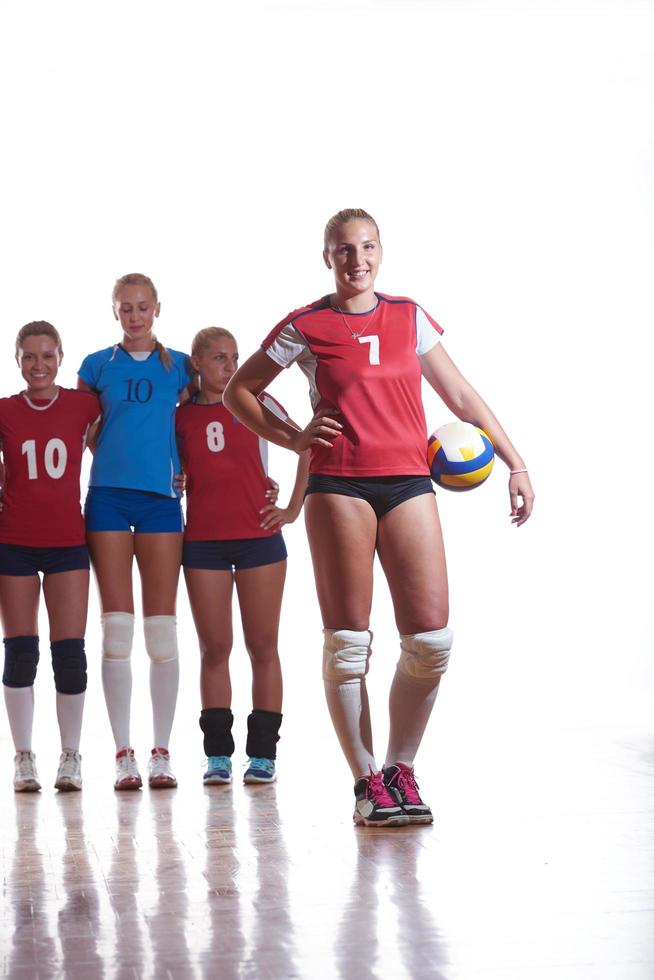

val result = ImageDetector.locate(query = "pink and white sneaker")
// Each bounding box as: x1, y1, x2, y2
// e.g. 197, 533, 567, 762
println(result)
383, 762, 433, 824
148, 747, 177, 789
114, 747, 142, 791
353, 768, 409, 827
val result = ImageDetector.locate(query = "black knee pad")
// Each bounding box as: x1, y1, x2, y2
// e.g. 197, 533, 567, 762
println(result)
246, 709, 282, 760
51, 638, 87, 694
3, 636, 40, 688
199, 707, 235, 757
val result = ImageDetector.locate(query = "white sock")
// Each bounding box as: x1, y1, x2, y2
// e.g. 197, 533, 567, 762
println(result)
150, 659, 179, 749
102, 659, 132, 750
323, 679, 376, 779
56, 692, 85, 752
385, 668, 441, 768
3, 686, 34, 751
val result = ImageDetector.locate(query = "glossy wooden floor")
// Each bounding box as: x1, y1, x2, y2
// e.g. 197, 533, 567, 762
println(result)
1, 701, 652, 980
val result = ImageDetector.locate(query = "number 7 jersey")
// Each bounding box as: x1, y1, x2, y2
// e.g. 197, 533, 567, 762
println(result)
261, 292, 443, 477
0, 389, 100, 546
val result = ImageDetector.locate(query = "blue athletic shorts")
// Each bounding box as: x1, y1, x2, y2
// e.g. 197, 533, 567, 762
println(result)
0, 543, 90, 577
182, 534, 287, 571
305, 474, 433, 520
85, 487, 184, 533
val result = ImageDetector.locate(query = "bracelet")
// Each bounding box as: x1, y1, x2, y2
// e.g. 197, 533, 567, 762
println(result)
510, 468, 528, 475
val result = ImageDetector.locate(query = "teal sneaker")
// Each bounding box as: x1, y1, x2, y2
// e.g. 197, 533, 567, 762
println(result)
204, 755, 232, 784
243, 757, 276, 783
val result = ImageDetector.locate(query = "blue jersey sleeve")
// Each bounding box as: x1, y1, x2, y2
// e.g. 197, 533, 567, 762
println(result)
169, 349, 193, 392
78, 348, 113, 390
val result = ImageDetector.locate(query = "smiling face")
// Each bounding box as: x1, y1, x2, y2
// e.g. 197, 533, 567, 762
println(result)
191, 336, 239, 402
18, 334, 62, 400
113, 283, 160, 348
323, 218, 382, 309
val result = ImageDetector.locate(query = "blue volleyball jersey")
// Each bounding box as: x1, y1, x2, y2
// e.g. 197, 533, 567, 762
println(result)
78, 345, 191, 498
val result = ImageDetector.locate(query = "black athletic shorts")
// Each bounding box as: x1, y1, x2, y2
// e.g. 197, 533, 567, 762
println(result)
182, 534, 287, 571
305, 474, 433, 519
0, 543, 90, 577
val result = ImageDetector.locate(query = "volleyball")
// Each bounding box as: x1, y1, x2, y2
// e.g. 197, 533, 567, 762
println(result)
428, 421, 495, 491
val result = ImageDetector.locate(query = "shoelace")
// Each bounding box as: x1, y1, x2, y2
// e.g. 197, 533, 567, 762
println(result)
367, 767, 397, 807
58, 751, 80, 777
207, 756, 231, 772
247, 757, 274, 774
117, 750, 140, 778
16, 752, 37, 779
395, 766, 423, 805
150, 750, 173, 777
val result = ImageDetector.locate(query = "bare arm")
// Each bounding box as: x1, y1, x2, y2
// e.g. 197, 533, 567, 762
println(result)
260, 449, 311, 530
421, 343, 534, 525
223, 349, 343, 453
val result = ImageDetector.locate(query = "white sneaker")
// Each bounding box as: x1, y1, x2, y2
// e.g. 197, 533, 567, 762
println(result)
114, 747, 142, 791
148, 747, 177, 789
14, 750, 41, 793
55, 749, 82, 791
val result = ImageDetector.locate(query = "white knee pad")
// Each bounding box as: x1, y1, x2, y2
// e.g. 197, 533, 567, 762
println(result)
101, 612, 135, 662
323, 629, 372, 683
144, 616, 179, 664
398, 628, 453, 680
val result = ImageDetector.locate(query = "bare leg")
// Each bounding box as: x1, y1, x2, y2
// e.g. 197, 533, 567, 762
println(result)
87, 531, 136, 613
183, 567, 234, 708
235, 560, 286, 712
376, 493, 449, 766
305, 494, 377, 779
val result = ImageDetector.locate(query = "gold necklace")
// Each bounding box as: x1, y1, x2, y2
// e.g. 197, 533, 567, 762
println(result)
333, 295, 380, 340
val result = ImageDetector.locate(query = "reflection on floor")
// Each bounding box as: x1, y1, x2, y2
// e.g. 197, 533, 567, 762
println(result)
0, 716, 652, 978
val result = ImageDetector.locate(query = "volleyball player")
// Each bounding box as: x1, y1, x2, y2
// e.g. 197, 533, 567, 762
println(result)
78, 274, 192, 790
0, 322, 100, 792
177, 327, 309, 784
224, 208, 534, 826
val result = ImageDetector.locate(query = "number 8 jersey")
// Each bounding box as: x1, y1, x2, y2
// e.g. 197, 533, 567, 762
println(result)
0, 389, 100, 546
176, 392, 289, 541
261, 292, 443, 477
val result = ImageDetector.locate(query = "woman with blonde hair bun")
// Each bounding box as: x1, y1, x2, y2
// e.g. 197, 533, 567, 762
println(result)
225, 208, 534, 826
177, 325, 309, 785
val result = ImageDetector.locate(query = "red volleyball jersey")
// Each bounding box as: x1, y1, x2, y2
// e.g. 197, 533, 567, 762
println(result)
0, 388, 100, 546
176, 392, 289, 541
261, 292, 443, 476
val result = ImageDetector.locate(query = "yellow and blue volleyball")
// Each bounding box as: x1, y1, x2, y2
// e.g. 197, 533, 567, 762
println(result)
427, 421, 495, 491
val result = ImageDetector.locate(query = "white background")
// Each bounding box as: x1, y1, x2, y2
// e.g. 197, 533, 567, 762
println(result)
0, 0, 652, 766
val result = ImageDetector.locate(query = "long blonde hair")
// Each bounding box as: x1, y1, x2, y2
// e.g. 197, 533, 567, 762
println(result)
112, 272, 172, 370
323, 208, 381, 251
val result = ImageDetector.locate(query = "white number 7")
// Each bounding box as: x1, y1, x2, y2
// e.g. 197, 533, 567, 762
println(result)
358, 335, 380, 365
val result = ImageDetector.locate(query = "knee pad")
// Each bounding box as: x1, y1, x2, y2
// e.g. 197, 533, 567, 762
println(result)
144, 616, 179, 664
398, 628, 453, 680
322, 629, 372, 683
101, 612, 135, 662
51, 638, 87, 695
199, 707, 235, 757
2, 636, 40, 688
